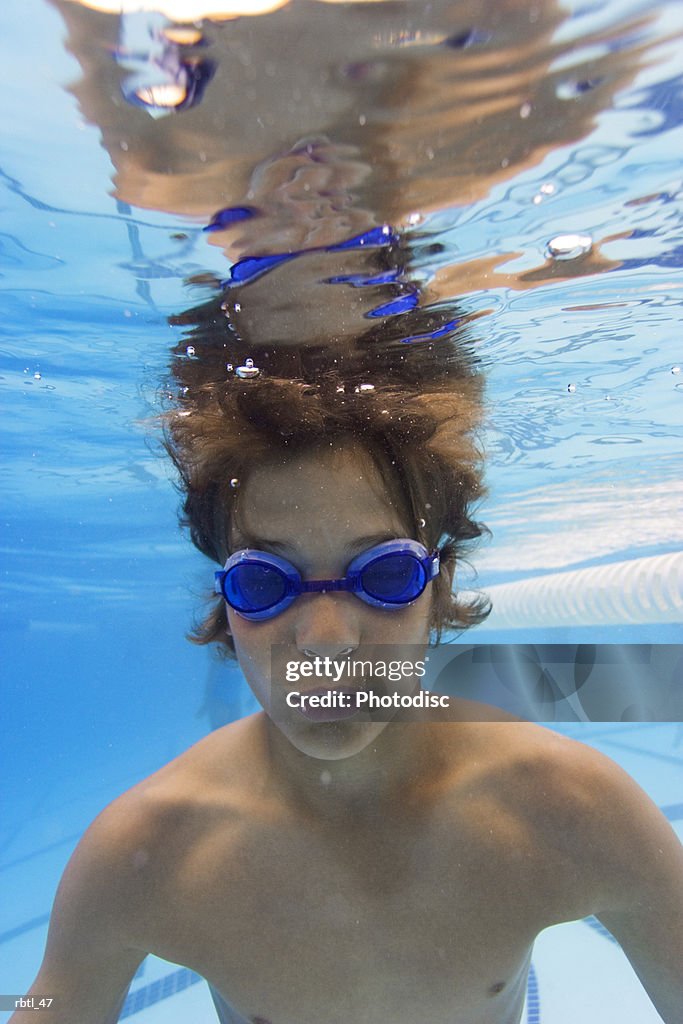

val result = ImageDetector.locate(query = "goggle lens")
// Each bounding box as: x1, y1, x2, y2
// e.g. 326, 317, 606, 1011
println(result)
225, 562, 288, 614
359, 553, 425, 604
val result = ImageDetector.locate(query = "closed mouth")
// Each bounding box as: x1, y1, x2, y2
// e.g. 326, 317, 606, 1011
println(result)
288, 685, 364, 722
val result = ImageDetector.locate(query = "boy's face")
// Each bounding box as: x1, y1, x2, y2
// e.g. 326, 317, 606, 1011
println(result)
227, 443, 433, 760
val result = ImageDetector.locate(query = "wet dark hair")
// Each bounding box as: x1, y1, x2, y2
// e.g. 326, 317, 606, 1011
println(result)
164, 264, 491, 656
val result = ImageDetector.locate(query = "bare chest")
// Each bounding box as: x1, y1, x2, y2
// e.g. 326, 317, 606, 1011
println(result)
143, 820, 545, 1024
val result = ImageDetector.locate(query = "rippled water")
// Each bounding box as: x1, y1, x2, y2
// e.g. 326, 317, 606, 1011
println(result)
3, 0, 682, 638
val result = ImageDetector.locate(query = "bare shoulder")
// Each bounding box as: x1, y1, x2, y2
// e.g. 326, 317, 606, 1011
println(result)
110, 713, 258, 826
471, 722, 656, 834
67, 716, 257, 929
459, 722, 682, 912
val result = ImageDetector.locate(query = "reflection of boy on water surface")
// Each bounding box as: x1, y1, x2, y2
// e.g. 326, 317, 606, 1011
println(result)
13, 270, 683, 1023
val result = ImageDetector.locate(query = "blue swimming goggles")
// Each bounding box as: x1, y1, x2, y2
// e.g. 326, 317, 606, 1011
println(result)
214, 539, 440, 621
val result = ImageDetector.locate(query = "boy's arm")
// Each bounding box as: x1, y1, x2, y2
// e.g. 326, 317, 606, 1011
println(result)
8, 799, 150, 1024
581, 749, 683, 1024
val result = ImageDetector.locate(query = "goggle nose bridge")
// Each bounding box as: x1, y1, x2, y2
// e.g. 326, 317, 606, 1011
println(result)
298, 577, 356, 595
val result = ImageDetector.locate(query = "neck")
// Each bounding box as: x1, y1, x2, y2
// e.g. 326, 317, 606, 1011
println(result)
259, 715, 440, 822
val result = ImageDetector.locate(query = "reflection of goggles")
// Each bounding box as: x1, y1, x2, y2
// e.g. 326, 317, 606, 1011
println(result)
215, 540, 440, 621
117, 12, 214, 115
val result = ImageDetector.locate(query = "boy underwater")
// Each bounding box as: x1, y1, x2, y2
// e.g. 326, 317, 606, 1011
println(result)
10, 291, 683, 1023
12, 3, 682, 1020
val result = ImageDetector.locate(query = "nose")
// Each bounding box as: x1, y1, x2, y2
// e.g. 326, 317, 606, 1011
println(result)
294, 592, 361, 660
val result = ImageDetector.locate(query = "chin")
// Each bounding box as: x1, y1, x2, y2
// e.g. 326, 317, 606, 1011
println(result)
279, 718, 389, 760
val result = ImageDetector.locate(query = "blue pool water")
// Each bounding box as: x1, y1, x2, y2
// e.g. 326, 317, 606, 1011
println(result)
1, 0, 682, 1021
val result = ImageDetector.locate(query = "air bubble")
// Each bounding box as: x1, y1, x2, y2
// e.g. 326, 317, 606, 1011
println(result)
234, 302, 242, 312
519, 102, 532, 119
236, 357, 260, 379
230, 478, 240, 489
546, 233, 592, 260
226, 363, 234, 372
355, 383, 375, 393
540, 182, 555, 195
567, 383, 576, 393
33, 372, 42, 380
186, 345, 196, 357
671, 366, 681, 375
417, 517, 426, 528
